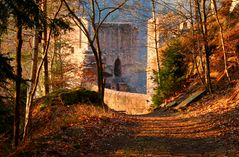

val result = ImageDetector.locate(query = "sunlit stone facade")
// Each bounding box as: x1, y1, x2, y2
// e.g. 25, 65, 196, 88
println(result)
63, 21, 146, 93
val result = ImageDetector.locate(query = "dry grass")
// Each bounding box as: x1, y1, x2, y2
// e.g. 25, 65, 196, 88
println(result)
9, 100, 133, 157
30, 103, 117, 139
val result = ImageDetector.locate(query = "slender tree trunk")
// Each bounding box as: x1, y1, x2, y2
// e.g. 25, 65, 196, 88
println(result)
43, 0, 49, 95
196, 0, 206, 76
97, 56, 104, 107
95, 31, 104, 108
90, 42, 104, 107
201, 0, 212, 93
14, 16, 23, 148
212, 0, 230, 81
59, 50, 64, 88
22, 0, 63, 142
23, 0, 39, 141
91, 0, 105, 107
97, 53, 104, 107
190, 0, 206, 88
151, 0, 161, 85
50, 37, 57, 88
22, 29, 53, 143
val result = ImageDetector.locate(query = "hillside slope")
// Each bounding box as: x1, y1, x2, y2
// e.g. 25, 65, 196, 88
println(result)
2, 81, 238, 156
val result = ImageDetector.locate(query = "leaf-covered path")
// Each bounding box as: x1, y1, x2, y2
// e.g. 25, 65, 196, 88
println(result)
56, 105, 239, 157
9, 87, 239, 157
105, 109, 239, 156
98, 86, 239, 156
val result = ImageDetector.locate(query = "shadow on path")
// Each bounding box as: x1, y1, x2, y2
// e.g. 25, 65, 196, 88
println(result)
102, 109, 239, 156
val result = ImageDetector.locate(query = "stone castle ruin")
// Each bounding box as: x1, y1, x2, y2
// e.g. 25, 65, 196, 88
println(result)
59, 0, 193, 95
60, 0, 151, 94
62, 21, 145, 93
53, 0, 239, 114
99, 23, 140, 92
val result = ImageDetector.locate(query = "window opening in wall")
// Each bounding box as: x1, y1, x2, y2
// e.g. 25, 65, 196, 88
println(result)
114, 58, 121, 77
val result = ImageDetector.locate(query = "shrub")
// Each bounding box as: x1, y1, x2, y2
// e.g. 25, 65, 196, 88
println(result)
152, 39, 187, 108
59, 89, 98, 105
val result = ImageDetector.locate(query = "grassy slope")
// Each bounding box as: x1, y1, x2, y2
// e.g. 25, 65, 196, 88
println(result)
8, 92, 134, 156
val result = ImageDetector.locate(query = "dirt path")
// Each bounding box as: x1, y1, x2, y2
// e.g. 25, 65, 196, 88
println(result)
10, 96, 239, 157
98, 110, 239, 157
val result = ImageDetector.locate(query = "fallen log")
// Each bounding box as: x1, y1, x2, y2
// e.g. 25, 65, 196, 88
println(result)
174, 88, 206, 111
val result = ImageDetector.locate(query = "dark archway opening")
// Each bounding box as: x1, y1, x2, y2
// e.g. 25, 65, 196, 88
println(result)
114, 58, 121, 77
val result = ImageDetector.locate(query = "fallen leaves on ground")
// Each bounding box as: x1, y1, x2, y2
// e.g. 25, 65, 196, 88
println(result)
10, 104, 135, 156
6, 83, 239, 156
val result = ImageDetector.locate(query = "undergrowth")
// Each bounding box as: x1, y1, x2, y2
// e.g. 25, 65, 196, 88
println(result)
152, 39, 187, 108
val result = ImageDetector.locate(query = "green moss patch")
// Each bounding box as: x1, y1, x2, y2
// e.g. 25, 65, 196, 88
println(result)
59, 89, 98, 106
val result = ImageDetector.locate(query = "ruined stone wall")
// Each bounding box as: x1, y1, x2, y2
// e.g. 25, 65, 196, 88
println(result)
84, 84, 151, 115
104, 89, 150, 114
60, 21, 146, 93
98, 22, 142, 92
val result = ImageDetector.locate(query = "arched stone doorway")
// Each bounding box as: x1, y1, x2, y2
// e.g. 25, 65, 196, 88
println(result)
114, 58, 121, 77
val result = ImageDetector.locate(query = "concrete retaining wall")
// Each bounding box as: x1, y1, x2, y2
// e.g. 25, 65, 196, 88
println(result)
83, 84, 151, 115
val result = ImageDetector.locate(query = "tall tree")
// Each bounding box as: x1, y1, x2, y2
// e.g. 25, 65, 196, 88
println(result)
189, 0, 213, 93
14, 15, 23, 148
43, 0, 50, 95
23, 0, 40, 141
151, 0, 161, 86
212, 0, 230, 81
1, 0, 42, 147
23, 0, 68, 141
200, 0, 212, 93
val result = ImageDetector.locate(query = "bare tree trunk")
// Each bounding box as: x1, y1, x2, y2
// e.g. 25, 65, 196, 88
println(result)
151, 0, 161, 85
95, 30, 104, 108
97, 50, 104, 107
97, 55, 104, 107
23, 0, 40, 141
14, 16, 23, 148
89, 40, 104, 107
190, 0, 206, 88
212, 0, 230, 81
43, 0, 50, 95
190, 0, 207, 88
91, 0, 105, 107
201, 0, 212, 93
50, 37, 57, 88
59, 49, 64, 88
22, 1, 63, 142
196, 0, 206, 76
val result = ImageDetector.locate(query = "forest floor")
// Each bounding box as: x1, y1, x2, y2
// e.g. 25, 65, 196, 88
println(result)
3, 81, 239, 156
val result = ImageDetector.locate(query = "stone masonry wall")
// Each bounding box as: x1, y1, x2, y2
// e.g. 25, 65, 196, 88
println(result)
99, 22, 139, 92
104, 89, 151, 114
84, 84, 151, 115
64, 21, 146, 93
